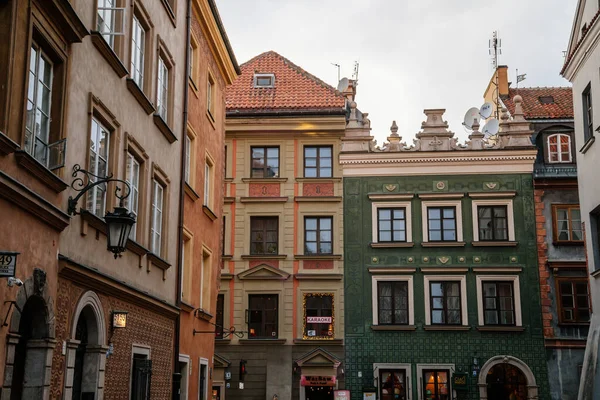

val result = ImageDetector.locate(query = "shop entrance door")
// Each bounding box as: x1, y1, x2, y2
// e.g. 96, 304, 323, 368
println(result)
305, 386, 334, 400
380, 369, 408, 400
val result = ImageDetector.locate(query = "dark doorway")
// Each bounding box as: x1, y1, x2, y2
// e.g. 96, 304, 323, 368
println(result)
486, 363, 527, 400
72, 314, 89, 399
10, 295, 48, 400
305, 386, 334, 400
212, 385, 221, 400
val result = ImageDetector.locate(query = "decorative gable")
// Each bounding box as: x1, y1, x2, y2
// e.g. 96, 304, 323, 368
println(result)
296, 348, 341, 368
214, 353, 231, 368
237, 264, 290, 280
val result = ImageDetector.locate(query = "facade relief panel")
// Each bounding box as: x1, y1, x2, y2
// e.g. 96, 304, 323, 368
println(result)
249, 183, 280, 197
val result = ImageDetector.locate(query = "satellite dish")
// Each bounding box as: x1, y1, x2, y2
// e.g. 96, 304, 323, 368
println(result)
463, 107, 481, 130
482, 118, 499, 136
337, 77, 349, 92
480, 102, 493, 119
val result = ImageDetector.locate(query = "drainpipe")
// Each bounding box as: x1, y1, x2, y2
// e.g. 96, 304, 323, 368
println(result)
173, 0, 192, 398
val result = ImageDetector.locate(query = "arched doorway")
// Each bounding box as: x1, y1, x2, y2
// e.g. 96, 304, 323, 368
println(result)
478, 356, 538, 400
486, 363, 527, 400
64, 291, 107, 399
2, 269, 55, 400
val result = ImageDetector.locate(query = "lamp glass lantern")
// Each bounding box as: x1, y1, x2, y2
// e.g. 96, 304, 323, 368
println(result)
105, 207, 136, 258
112, 310, 128, 329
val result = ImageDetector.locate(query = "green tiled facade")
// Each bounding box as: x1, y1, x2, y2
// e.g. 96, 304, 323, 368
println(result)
343, 174, 549, 399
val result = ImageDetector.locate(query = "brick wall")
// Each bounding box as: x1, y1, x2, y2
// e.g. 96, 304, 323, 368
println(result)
535, 188, 554, 338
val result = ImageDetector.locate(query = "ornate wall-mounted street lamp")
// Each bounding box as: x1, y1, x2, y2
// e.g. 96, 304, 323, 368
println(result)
67, 164, 136, 258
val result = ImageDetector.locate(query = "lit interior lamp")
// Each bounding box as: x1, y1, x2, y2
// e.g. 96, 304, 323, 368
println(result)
112, 310, 128, 329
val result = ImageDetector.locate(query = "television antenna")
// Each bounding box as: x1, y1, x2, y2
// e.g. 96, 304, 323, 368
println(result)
352, 60, 360, 82
331, 63, 340, 83
489, 31, 502, 119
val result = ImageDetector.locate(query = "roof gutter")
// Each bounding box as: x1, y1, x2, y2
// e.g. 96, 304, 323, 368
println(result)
226, 109, 346, 118
206, 0, 241, 74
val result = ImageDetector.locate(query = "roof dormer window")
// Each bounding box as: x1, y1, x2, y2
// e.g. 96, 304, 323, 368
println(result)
254, 73, 275, 88
539, 96, 555, 104
547, 133, 572, 163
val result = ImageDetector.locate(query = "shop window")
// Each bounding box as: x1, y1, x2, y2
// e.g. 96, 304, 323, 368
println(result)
422, 370, 450, 400
379, 370, 408, 400
304, 146, 332, 178
303, 293, 334, 339
304, 217, 332, 255
250, 217, 278, 255
248, 294, 278, 339
553, 204, 583, 243
557, 278, 591, 324
251, 146, 279, 178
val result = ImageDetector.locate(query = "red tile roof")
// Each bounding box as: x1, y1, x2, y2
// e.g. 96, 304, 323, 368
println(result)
561, 8, 600, 76
226, 51, 345, 114
502, 87, 573, 119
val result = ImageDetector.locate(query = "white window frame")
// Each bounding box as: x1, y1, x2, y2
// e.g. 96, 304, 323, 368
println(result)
151, 180, 164, 256
185, 135, 191, 183
204, 159, 213, 207
207, 77, 213, 115
374, 363, 413, 400
476, 275, 522, 327
89, 118, 110, 217
371, 275, 414, 326
416, 364, 454, 400
423, 275, 468, 326
97, 0, 125, 49
198, 357, 209, 400
179, 354, 191, 400
157, 57, 169, 122
547, 133, 572, 163
371, 201, 413, 243
421, 200, 463, 243
130, 15, 145, 88
471, 199, 515, 242
125, 153, 140, 240
253, 73, 275, 88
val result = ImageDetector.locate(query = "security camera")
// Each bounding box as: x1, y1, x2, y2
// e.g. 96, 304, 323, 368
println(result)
7, 277, 23, 287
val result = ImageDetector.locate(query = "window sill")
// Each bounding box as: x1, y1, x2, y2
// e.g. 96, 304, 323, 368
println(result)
90, 32, 128, 78
423, 326, 470, 331
421, 242, 466, 247
206, 110, 216, 130
189, 78, 199, 96
476, 326, 525, 332
295, 177, 341, 182
0, 130, 19, 155
153, 114, 177, 143
294, 254, 342, 260
240, 197, 288, 203
238, 339, 286, 345
80, 209, 107, 233
295, 273, 343, 280
180, 301, 194, 313
552, 241, 584, 246
14, 150, 68, 193
159, 0, 177, 27
471, 241, 518, 247
126, 238, 149, 257
579, 136, 595, 154
557, 322, 591, 327
293, 338, 343, 345
591, 269, 600, 279
202, 205, 218, 221
45, 0, 89, 43
224, 197, 235, 204
370, 242, 415, 248
215, 338, 231, 345
241, 254, 287, 260
295, 196, 342, 202
147, 252, 171, 271
184, 182, 200, 201
241, 177, 288, 183
126, 79, 155, 115
371, 325, 417, 331
220, 272, 234, 280
222, 255, 233, 261
194, 308, 214, 321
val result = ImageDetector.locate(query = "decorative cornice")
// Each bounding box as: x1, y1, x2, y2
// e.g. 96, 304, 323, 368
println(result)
294, 273, 343, 280
340, 153, 537, 165
468, 191, 517, 198
368, 194, 414, 200
0, 130, 19, 155
368, 268, 416, 274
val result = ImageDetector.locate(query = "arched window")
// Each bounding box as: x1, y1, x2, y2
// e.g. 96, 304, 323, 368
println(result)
548, 133, 572, 163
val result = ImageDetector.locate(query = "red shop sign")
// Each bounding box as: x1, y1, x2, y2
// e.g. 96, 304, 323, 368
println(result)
301, 375, 336, 387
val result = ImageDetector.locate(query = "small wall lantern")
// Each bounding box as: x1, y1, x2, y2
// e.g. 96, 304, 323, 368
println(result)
112, 310, 128, 329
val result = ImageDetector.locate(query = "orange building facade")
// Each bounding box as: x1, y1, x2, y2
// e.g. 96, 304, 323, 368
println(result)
177, 1, 239, 400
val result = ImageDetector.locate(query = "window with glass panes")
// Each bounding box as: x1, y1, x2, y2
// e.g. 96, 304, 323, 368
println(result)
124, 153, 140, 240
548, 133, 572, 163
482, 281, 515, 325
379, 370, 407, 400
478, 206, 508, 241
377, 281, 409, 325
204, 161, 211, 207
553, 205, 583, 242
251, 147, 279, 178
583, 84, 593, 142
130, 16, 145, 87
303, 294, 333, 339
25, 44, 53, 167
250, 217, 278, 255
377, 208, 406, 242
304, 146, 332, 178
215, 294, 224, 339
87, 118, 110, 217
430, 282, 461, 325
422, 370, 450, 400
304, 217, 332, 255
157, 57, 168, 122
248, 294, 278, 338
557, 279, 590, 323
97, 0, 122, 49
427, 207, 456, 242
184, 135, 191, 183
150, 180, 164, 256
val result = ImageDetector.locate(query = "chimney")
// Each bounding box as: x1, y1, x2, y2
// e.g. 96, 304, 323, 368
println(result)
341, 79, 356, 102
497, 66, 509, 97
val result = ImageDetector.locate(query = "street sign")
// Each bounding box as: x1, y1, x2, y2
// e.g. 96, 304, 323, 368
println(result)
453, 373, 468, 391
0, 252, 18, 278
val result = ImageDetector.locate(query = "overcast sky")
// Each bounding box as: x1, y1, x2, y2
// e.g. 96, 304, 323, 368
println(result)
218, 0, 577, 144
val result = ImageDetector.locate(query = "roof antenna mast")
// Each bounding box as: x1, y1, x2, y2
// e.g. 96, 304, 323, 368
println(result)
331, 63, 340, 83
489, 31, 502, 119
352, 61, 360, 82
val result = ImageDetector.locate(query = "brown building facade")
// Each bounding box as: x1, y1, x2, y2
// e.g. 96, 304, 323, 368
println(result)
1, 0, 189, 398
219, 51, 348, 400
178, 1, 239, 400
